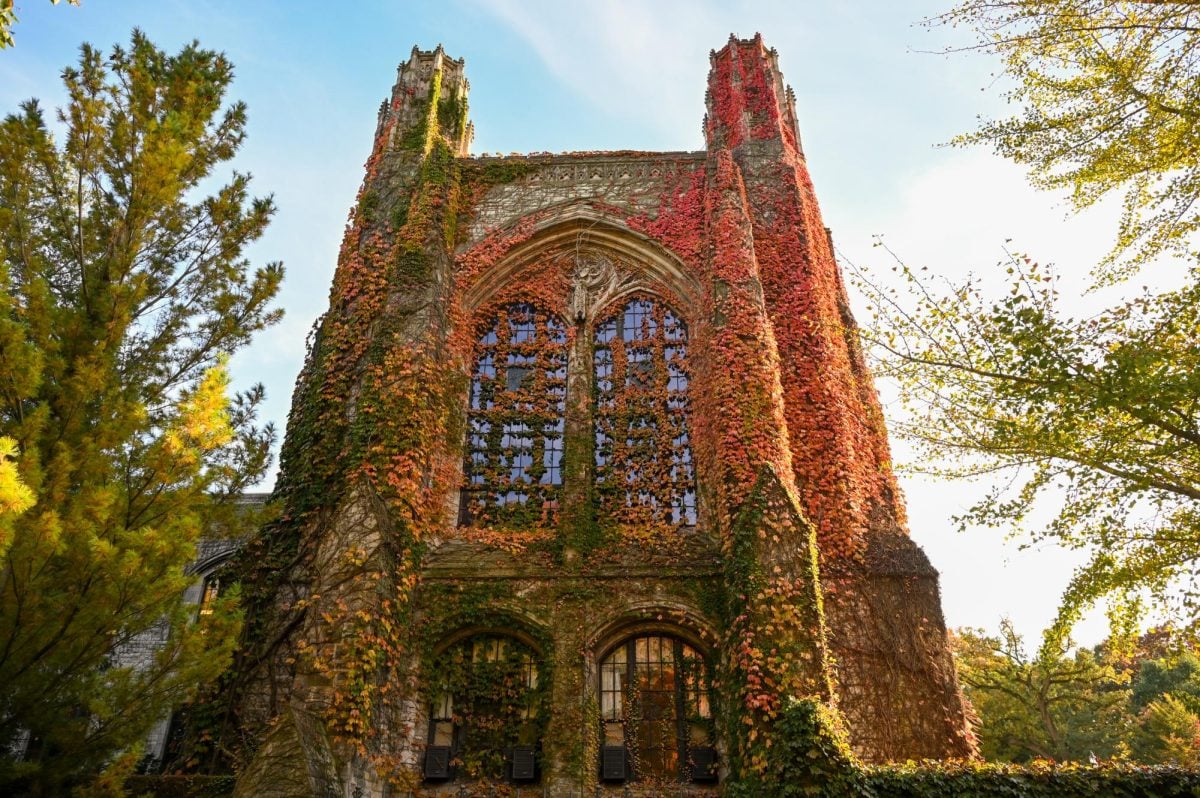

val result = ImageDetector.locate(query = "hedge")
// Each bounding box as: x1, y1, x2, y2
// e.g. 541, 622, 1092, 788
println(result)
866, 760, 1200, 797
762, 699, 1200, 798
123, 703, 1200, 797
124, 775, 236, 798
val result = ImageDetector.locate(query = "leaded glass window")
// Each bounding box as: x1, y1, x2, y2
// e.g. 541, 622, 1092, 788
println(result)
427, 635, 544, 781
462, 304, 567, 527
599, 635, 713, 782
594, 297, 696, 528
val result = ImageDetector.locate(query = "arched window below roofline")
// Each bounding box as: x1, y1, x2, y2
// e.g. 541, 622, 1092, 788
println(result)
460, 302, 568, 530
593, 294, 697, 531
422, 630, 549, 785
596, 630, 718, 785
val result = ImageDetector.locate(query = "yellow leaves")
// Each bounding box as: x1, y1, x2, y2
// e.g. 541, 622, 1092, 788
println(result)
0, 435, 35, 557
0, 436, 34, 516
165, 362, 234, 460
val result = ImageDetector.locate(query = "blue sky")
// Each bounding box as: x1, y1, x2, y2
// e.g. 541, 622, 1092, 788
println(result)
2, 0, 1139, 645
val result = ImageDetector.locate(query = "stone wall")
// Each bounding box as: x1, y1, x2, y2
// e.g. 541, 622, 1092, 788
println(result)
207, 37, 976, 798
414, 536, 724, 796
463, 152, 704, 246
824, 532, 975, 761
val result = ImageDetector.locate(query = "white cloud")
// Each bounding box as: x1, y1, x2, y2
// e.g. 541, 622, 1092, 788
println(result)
833, 149, 1123, 299
473, 0, 720, 144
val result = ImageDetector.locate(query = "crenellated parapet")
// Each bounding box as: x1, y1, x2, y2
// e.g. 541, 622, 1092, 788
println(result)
375, 44, 472, 156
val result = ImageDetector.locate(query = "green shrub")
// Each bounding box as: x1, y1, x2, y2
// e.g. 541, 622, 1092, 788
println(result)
124, 774, 236, 798
726, 697, 867, 798
734, 698, 1200, 797
865, 760, 1200, 797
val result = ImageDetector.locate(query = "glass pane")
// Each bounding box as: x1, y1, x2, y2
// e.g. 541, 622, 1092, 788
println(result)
601, 689, 619, 721
593, 298, 696, 530
605, 634, 712, 783
463, 303, 567, 528
432, 692, 453, 720
432, 720, 455, 747
432, 635, 543, 781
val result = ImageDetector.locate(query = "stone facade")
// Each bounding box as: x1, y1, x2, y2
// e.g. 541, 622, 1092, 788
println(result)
210, 37, 974, 797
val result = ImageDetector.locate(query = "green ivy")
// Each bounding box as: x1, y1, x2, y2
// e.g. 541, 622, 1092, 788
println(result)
125, 774, 236, 798
732, 698, 1200, 798
865, 761, 1200, 797
415, 583, 553, 783
725, 698, 866, 798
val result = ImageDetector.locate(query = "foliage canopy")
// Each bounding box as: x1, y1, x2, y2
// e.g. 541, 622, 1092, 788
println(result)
852, 247, 1199, 645
951, 625, 1200, 766
0, 0, 79, 50
851, 0, 1200, 646
0, 30, 280, 792
931, 0, 1200, 276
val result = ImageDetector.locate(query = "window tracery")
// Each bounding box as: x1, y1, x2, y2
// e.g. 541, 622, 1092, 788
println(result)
594, 296, 697, 528
462, 303, 567, 528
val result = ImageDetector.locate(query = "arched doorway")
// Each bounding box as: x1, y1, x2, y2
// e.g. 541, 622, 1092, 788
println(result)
425, 633, 546, 783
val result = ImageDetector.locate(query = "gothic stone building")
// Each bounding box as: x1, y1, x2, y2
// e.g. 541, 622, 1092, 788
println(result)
227, 36, 974, 797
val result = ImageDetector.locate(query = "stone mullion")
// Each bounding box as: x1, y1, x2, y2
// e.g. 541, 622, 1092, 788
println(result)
668, 335, 690, 524
558, 317, 596, 557
526, 321, 548, 505
490, 321, 513, 520
609, 335, 630, 521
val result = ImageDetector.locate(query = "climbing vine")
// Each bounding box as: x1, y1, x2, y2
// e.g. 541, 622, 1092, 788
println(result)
462, 303, 568, 531
593, 295, 697, 540
208, 35, 965, 795
425, 635, 548, 781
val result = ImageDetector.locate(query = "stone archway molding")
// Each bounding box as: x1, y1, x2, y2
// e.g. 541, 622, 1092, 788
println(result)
585, 600, 718, 663
462, 201, 702, 320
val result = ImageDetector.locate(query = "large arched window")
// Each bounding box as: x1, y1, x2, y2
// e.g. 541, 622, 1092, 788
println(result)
594, 296, 697, 528
599, 634, 715, 783
426, 634, 546, 782
462, 303, 568, 528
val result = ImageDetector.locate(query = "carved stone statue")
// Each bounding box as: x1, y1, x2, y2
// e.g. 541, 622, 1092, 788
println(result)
569, 251, 616, 323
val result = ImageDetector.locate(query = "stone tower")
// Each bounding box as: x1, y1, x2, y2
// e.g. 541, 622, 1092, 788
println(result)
224, 36, 973, 798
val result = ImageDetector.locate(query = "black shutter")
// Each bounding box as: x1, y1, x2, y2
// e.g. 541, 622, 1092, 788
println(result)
688, 745, 718, 782
510, 745, 537, 781
600, 745, 627, 781
423, 745, 452, 780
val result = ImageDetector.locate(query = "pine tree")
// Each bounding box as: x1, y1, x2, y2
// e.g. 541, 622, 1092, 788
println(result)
0, 30, 281, 793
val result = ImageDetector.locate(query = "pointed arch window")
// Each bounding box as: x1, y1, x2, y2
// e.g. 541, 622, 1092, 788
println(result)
594, 297, 696, 528
462, 303, 567, 528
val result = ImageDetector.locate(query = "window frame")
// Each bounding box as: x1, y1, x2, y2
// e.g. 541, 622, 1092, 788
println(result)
598, 633, 714, 783
460, 302, 569, 529
425, 633, 544, 783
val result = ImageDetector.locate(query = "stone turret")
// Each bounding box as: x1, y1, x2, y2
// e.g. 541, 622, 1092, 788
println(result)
376, 44, 473, 156
705, 34, 974, 761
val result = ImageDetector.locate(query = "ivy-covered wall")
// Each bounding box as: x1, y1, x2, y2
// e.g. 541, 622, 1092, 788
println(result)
416, 541, 725, 796
205, 37, 975, 798
700, 35, 974, 765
